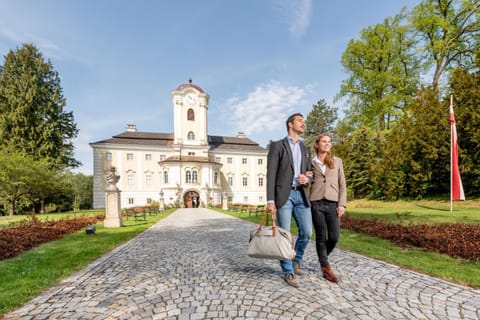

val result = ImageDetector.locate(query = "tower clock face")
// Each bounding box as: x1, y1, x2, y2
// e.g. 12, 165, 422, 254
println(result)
185, 93, 197, 105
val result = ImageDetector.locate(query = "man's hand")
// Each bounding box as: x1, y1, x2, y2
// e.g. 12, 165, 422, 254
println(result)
267, 203, 277, 215
298, 173, 309, 185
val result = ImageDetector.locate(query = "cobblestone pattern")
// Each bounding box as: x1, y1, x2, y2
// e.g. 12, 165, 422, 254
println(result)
3, 208, 480, 319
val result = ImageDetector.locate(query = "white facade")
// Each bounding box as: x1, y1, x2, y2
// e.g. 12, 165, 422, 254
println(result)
90, 81, 268, 209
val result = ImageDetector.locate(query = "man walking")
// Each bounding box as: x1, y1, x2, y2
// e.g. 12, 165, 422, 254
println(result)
267, 113, 312, 287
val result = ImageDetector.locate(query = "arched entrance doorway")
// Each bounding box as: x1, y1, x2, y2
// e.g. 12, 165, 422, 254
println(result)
184, 191, 200, 208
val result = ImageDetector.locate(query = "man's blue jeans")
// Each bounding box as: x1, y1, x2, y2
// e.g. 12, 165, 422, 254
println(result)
276, 189, 312, 275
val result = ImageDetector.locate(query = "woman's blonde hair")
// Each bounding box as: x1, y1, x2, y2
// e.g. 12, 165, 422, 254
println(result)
313, 134, 334, 169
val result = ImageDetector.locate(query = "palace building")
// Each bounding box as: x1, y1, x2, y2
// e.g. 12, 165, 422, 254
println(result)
90, 80, 268, 209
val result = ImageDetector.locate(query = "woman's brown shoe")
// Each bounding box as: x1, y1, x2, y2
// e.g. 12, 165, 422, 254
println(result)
321, 266, 339, 283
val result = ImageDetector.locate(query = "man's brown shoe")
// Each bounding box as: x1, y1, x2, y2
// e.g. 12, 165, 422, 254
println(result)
293, 261, 305, 275
321, 266, 339, 283
284, 273, 300, 287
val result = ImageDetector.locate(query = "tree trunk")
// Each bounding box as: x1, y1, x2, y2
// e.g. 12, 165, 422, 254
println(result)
8, 198, 15, 216
40, 198, 45, 214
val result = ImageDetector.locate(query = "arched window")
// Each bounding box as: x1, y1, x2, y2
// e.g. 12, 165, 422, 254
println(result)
186, 170, 192, 183
192, 170, 198, 183
187, 131, 195, 140
187, 108, 195, 121
163, 171, 169, 184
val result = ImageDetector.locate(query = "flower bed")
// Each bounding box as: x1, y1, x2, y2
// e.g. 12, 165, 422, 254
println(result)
342, 216, 480, 261
0, 214, 104, 261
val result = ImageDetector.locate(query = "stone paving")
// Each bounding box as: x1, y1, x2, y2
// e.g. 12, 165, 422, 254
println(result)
3, 208, 480, 320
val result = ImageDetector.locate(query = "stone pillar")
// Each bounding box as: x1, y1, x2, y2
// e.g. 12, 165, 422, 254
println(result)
104, 166, 123, 228
104, 189, 123, 227
222, 192, 228, 210
159, 190, 165, 211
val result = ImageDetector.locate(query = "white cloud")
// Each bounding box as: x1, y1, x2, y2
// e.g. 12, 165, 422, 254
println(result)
0, 28, 62, 58
274, 0, 313, 39
289, 0, 313, 38
224, 81, 312, 138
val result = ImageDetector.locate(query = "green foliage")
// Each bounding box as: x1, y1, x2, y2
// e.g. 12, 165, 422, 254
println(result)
68, 173, 94, 210
335, 126, 377, 199
0, 148, 69, 215
303, 99, 338, 149
336, 10, 420, 130
0, 43, 79, 168
389, 89, 449, 198
410, 0, 480, 92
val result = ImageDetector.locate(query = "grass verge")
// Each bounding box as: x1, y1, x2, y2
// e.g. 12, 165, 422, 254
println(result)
0, 209, 174, 316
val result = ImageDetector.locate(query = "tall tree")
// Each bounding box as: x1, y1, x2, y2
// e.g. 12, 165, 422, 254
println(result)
303, 99, 338, 149
69, 173, 94, 210
0, 43, 79, 168
410, 0, 480, 94
337, 10, 420, 131
390, 89, 450, 197
0, 150, 32, 215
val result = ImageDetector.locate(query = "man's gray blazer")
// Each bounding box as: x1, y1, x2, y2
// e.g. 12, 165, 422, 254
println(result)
267, 137, 312, 209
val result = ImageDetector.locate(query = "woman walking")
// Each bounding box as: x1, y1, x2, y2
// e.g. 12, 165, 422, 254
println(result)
309, 134, 347, 283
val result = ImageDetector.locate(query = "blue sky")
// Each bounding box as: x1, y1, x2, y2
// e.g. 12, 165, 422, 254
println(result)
0, 0, 419, 174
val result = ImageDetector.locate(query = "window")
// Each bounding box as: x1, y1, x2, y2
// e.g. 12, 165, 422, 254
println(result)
227, 157, 233, 164
128, 198, 134, 205
163, 171, 169, 184
242, 158, 247, 164
186, 170, 192, 183
228, 177, 233, 186
187, 108, 195, 121
188, 152, 195, 156
258, 177, 264, 187
258, 158, 263, 165
127, 153, 133, 160
214, 172, 219, 185
188, 131, 195, 140
228, 196, 233, 202
106, 152, 112, 161
215, 157, 221, 163
259, 196, 264, 202
192, 170, 198, 183
160, 155, 166, 161
145, 154, 152, 161
127, 175, 134, 185
146, 175, 153, 185
147, 198, 152, 204
243, 177, 248, 186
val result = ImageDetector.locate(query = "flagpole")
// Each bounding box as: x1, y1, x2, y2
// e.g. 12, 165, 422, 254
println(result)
450, 95, 453, 212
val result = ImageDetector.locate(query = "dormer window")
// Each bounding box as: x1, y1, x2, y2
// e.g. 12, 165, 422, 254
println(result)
187, 131, 195, 140
187, 108, 195, 121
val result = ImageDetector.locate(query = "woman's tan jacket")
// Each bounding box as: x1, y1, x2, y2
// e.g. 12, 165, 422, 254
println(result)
310, 156, 347, 207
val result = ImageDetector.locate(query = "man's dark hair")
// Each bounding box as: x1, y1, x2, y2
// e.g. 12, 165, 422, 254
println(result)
286, 113, 303, 131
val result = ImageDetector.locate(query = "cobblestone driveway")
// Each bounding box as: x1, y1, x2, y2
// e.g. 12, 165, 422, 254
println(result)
3, 208, 480, 319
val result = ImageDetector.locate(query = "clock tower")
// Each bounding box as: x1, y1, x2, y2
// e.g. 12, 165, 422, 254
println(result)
171, 79, 210, 155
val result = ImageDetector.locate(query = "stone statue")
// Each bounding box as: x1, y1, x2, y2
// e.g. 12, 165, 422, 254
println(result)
105, 166, 120, 190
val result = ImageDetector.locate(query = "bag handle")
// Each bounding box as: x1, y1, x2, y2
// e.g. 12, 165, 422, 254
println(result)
261, 210, 277, 236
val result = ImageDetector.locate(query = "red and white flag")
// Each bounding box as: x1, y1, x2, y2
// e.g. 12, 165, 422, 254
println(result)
449, 96, 465, 202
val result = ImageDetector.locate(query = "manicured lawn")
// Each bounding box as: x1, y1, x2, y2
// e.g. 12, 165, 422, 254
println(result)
346, 199, 480, 225
219, 198, 480, 288
0, 209, 174, 316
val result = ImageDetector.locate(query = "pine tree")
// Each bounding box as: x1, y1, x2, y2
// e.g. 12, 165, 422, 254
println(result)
0, 43, 79, 168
